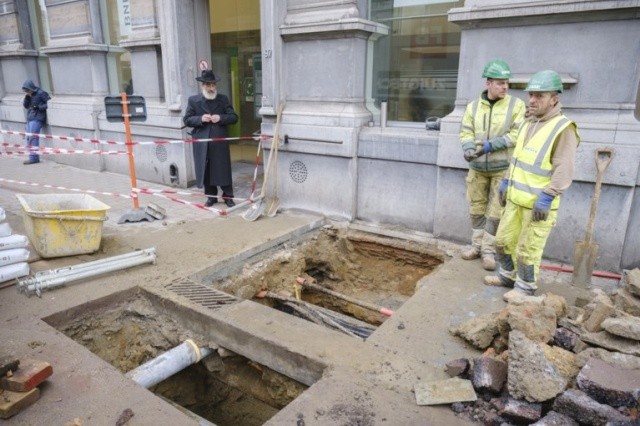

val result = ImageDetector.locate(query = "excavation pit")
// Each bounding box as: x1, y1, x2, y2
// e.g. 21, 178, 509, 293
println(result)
44, 288, 308, 426
206, 227, 445, 337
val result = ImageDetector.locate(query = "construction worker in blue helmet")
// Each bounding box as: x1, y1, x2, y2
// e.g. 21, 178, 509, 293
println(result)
459, 59, 526, 271
484, 70, 580, 303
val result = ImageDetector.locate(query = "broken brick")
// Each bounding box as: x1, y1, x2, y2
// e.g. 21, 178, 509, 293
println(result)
472, 356, 507, 393
0, 359, 52, 392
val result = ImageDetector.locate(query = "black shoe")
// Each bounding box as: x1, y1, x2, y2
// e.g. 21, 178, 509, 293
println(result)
224, 198, 236, 207
204, 197, 217, 207
23, 160, 40, 165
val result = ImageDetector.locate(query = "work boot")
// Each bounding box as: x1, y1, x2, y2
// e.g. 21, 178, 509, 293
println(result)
483, 274, 514, 288
461, 246, 481, 260
503, 288, 544, 305
481, 255, 496, 271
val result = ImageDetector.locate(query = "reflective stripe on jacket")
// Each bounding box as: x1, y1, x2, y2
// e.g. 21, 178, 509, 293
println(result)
507, 115, 578, 209
460, 93, 526, 172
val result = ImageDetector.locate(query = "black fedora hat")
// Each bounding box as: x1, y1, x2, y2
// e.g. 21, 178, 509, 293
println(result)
196, 69, 220, 83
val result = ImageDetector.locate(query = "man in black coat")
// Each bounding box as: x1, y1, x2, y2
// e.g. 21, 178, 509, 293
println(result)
22, 79, 51, 165
183, 70, 239, 207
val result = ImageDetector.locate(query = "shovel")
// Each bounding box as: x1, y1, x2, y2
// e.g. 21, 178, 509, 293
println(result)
242, 101, 284, 222
572, 147, 614, 288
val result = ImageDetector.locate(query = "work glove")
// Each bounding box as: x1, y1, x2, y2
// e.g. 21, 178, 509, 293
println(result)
532, 192, 554, 222
498, 178, 509, 207
31, 105, 38, 111
474, 141, 492, 158
463, 149, 477, 162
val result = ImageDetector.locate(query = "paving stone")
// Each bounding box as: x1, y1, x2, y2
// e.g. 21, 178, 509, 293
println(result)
576, 358, 640, 407
553, 389, 630, 425
554, 327, 579, 351
414, 377, 477, 405
445, 358, 470, 377
0, 359, 52, 392
472, 356, 507, 393
0, 388, 40, 420
500, 397, 542, 423
531, 410, 579, 426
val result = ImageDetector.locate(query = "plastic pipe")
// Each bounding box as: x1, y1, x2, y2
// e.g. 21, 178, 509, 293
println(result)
125, 339, 213, 388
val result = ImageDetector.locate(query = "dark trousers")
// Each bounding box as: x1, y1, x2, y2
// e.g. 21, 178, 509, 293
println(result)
204, 184, 233, 200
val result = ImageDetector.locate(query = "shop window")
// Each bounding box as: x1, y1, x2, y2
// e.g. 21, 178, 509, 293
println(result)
105, 0, 132, 95
369, 0, 463, 123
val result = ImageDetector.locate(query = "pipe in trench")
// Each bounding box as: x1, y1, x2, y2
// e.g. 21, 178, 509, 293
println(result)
125, 339, 214, 389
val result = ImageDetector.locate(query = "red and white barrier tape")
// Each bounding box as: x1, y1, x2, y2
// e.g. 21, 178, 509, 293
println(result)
0, 177, 132, 199
1, 148, 129, 156
0, 129, 270, 147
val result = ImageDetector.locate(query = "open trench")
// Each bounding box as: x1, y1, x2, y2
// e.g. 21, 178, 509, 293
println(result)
44, 226, 445, 424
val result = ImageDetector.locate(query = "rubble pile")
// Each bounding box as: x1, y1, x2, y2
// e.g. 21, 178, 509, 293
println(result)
447, 269, 640, 425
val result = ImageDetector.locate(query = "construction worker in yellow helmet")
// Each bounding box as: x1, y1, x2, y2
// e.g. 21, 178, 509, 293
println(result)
484, 70, 580, 303
459, 59, 527, 271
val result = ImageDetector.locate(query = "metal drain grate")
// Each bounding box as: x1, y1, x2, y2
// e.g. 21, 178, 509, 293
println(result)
166, 279, 239, 310
155, 144, 168, 162
289, 160, 308, 183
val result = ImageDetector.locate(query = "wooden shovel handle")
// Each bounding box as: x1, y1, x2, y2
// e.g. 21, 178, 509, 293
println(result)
595, 147, 614, 173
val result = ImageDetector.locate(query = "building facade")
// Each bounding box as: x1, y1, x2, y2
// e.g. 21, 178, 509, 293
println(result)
1, 0, 639, 271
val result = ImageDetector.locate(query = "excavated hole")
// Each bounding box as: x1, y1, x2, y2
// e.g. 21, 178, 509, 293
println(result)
44, 292, 307, 426
211, 227, 444, 337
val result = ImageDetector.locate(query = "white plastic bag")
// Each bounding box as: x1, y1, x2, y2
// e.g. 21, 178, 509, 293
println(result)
0, 235, 29, 251
0, 222, 11, 237
0, 262, 30, 283
0, 248, 30, 267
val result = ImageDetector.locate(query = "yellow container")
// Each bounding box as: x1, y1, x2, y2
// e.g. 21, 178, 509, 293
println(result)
16, 194, 110, 258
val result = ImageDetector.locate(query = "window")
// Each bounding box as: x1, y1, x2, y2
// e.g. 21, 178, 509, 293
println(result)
105, 0, 132, 95
369, 0, 463, 123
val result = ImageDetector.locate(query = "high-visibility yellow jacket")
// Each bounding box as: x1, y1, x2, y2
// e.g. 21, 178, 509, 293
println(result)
460, 92, 526, 172
507, 115, 580, 209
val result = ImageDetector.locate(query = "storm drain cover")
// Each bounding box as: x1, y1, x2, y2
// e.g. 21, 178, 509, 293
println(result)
166, 279, 239, 310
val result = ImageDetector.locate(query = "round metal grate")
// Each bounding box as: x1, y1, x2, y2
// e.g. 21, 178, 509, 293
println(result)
289, 160, 308, 183
155, 144, 168, 163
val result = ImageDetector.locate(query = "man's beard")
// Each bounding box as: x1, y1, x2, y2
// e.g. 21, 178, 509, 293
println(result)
202, 88, 217, 100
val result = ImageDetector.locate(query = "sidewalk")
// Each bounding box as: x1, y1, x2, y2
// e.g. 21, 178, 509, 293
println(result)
0, 156, 621, 425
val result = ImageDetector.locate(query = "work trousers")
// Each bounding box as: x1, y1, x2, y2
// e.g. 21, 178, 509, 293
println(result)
465, 168, 505, 256
26, 120, 44, 162
494, 200, 557, 293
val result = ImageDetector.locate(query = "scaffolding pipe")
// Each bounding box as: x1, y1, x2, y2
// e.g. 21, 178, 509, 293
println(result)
125, 339, 214, 389
32, 248, 156, 279
17, 249, 157, 297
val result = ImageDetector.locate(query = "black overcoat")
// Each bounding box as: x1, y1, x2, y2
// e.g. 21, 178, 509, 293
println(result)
183, 93, 238, 188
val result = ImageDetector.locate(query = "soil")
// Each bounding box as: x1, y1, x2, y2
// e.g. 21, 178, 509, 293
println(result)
212, 226, 444, 325
51, 294, 307, 426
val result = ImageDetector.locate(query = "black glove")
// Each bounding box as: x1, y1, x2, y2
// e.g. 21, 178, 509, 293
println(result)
31, 105, 38, 111
463, 149, 477, 162
532, 192, 554, 221
498, 179, 508, 207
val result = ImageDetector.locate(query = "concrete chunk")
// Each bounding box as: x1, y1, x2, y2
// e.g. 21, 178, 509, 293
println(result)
582, 301, 615, 333
576, 347, 640, 369
414, 377, 477, 405
449, 313, 499, 350
614, 288, 640, 317
625, 268, 640, 297
576, 358, 640, 407
601, 316, 640, 341
581, 331, 640, 357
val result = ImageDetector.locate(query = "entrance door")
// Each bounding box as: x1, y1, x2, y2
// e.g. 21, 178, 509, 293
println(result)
209, 0, 261, 162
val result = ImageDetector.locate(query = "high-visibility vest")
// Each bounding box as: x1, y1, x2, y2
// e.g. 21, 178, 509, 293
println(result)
507, 115, 578, 209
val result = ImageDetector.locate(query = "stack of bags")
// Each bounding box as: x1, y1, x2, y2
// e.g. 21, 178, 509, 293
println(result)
0, 207, 30, 285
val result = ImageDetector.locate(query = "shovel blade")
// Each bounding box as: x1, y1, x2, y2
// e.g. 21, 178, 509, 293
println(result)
242, 200, 265, 222
572, 240, 599, 288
